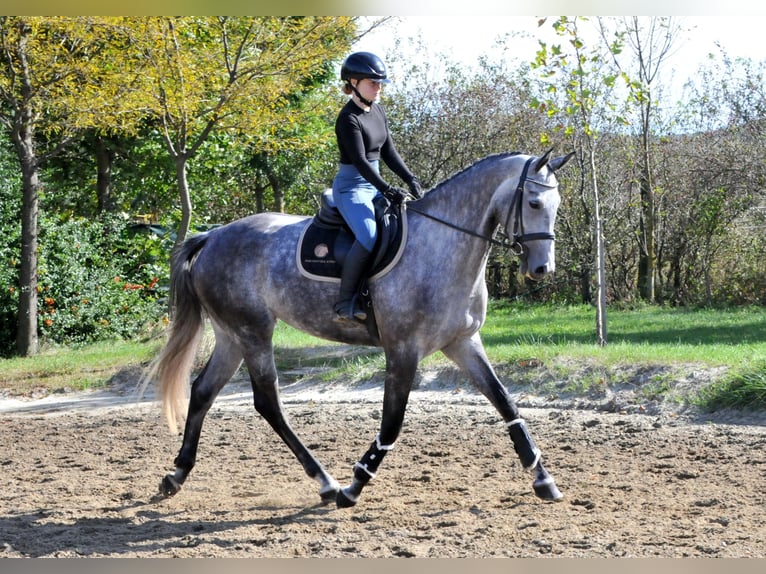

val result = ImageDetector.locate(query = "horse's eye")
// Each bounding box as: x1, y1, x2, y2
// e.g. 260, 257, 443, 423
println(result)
529, 199, 543, 210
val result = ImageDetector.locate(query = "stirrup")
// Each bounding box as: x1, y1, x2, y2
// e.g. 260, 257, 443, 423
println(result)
333, 300, 367, 322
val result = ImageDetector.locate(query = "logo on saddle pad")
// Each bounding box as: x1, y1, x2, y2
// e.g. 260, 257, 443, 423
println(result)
296, 191, 407, 283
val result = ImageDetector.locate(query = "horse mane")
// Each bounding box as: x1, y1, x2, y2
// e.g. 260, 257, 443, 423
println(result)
427, 152, 522, 195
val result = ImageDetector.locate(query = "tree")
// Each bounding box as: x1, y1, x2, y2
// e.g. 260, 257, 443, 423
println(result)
1, 17, 356, 355
0, 133, 21, 356
656, 52, 766, 305
532, 16, 630, 345
602, 17, 681, 303
384, 36, 544, 189
0, 17, 133, 355
123, 16, 356, 245
243, 59, 345, 215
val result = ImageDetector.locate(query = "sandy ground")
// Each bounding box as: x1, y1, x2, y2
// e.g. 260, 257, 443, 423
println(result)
1, 362, 765, 558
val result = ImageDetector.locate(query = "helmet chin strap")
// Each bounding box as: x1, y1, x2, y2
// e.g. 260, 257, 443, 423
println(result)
350, 82, 374, 107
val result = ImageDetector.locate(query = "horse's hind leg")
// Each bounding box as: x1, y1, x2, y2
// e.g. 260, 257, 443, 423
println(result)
162, 330, 244, 496
243, 341, 340, 504
442, 334, 562, 501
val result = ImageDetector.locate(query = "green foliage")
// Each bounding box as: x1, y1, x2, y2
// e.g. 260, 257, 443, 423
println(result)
696, 360, 766, 411
1, 16, 764, 358
34, 213, 169, 350
122, 16, 357, 242
241, 84, 341, 216
0, 139, 21, 356
42, 131, 176, 218
531, 16, 628, 144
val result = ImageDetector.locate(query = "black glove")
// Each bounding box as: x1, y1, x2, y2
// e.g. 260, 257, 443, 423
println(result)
408, 177, 423, 199
382, 186, 408, 205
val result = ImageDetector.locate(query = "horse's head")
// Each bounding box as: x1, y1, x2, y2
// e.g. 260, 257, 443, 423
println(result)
505, 149, 574, 281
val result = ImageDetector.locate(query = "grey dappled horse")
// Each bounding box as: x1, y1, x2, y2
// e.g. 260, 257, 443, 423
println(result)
145, 149, 574, 508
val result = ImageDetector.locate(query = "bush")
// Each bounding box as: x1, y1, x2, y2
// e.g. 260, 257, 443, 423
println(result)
697, 359, 766, 411
0, 140, 21, 356
35, 213, 170, 347
0, 233, 19, 356
0, 204, 171, 356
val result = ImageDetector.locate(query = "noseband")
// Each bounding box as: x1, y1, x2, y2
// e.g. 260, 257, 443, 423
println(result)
407, 157, 556, 255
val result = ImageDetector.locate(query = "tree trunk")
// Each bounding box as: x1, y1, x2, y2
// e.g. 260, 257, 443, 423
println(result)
580, 261, 592, 305
10, 23, 40, 357
636, 75, 656, 303
272, 185, 284, 213
12, 111, 40, 356
637, 158, 655, 302
95, 135, 114, 213
174, 154, 192, 248
259, 161, 284, 213
266, 170, 283, 213
576, 153, 593, 305
621, 16, 679, 303
254, 184, 266, 213
590, 149, 607, 346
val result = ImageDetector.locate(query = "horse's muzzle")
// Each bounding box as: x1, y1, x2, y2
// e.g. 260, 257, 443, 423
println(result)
523, 262, 554, 282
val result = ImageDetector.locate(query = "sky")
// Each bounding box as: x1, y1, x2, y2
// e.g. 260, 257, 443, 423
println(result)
350, 15, 765, 102
354, 15, 765, 67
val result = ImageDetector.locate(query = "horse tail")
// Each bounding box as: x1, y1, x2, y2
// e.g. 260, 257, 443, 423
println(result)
140, 233, 209, 434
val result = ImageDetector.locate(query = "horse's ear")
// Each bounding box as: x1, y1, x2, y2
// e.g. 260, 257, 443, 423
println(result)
533, 147, 555, 172
549, 150, 576, 172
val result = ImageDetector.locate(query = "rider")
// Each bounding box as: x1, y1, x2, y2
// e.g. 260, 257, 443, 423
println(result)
332, 51, 422, 323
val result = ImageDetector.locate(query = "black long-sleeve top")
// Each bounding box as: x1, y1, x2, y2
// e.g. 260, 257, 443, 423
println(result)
335, 99, 414, 193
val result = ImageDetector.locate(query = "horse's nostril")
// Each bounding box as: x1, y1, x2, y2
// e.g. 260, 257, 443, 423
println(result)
535, 265, 547, 275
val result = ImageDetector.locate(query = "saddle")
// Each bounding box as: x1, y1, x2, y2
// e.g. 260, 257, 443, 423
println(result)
297, 189, 407, 283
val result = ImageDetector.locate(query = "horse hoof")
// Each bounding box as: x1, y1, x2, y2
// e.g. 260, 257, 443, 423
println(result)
160, 474, 182, 497
533, 476, 563, 501
320, 485, 340, 505
336, 488, 358, 509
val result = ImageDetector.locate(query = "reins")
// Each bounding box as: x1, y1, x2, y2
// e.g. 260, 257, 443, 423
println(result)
405, 202, 514, 250
405, 157, 553, 256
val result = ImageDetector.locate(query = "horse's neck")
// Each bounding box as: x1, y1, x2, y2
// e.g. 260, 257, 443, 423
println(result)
424, 169, 505, 238
410, 170, 506, 281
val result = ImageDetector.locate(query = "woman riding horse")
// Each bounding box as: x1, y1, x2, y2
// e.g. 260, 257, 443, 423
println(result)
147, 148, 573, 508
331, 51, 422, 323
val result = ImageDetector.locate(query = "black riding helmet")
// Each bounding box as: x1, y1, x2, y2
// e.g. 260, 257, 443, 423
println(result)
340, 52, 391, 83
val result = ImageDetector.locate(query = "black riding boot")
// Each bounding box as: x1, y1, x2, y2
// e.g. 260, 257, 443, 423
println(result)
334, 241, 372, 323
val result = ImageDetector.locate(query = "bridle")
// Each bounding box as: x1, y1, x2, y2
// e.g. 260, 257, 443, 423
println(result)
504, 156, 557, 254
406, 157, 557, 256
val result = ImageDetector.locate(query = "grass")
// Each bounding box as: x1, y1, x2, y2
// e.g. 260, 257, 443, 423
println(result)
482, 302, 766, 411
695, 360, 766, 411
1, 302, 765, 410
480, 302, 766, 366
0, 339, 161, 395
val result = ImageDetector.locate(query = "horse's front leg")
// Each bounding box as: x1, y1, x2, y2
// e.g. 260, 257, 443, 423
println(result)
442, 333, 562, 501
337, 352, 417, 508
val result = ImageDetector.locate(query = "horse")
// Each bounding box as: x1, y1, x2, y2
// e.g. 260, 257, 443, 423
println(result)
142, 149, 574, 508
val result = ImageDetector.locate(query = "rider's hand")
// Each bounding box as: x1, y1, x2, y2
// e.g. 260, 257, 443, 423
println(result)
383, 186, 408, 205
408, 177, 423, 199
